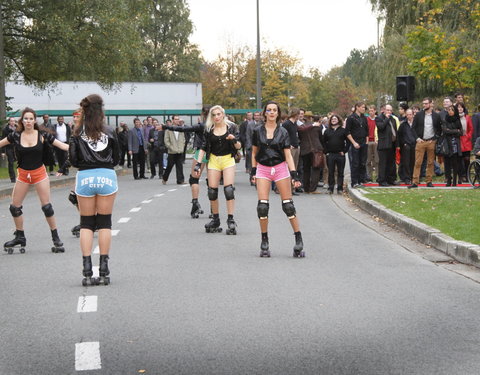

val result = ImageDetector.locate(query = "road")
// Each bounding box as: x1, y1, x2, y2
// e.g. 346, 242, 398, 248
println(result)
1, 165, 480, 374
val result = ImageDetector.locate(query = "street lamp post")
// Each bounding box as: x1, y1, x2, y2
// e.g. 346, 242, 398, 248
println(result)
256, 0, 262, 110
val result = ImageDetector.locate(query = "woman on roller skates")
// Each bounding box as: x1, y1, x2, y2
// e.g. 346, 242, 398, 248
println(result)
0, 108, 69, 254
194, 105, 241, 234
250, 101, 304, 258
69, 94, 120, 286
163, 105, 211, 218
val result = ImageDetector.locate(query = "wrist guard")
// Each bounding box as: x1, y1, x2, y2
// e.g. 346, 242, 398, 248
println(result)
290, 170, 299, 181
250, 167, 257, 178
193, 162, 202, 173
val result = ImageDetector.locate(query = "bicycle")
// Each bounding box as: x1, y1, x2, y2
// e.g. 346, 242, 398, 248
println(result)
467, 159, 480, 188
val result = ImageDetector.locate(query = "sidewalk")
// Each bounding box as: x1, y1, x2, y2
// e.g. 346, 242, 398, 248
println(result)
345, 182, 480, 269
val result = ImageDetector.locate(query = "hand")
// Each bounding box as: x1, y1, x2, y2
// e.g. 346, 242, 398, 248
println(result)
193, 162, 202, 177
354, 142, 360, 149
416, 139, 424, 144
55, 171, 64, 177
128, 151, 133, 155
293, 180, 302, 189
226, 134, 236, 141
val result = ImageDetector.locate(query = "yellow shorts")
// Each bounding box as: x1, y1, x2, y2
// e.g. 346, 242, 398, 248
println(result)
208, 154, 235, 171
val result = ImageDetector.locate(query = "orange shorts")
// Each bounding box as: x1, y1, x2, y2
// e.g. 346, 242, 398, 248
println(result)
17, 165, 48, 185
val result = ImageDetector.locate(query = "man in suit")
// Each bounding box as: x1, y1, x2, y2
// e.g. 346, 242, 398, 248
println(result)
376, 104, 399, 186
408, 97, 442, 188
128, 118, 148, 179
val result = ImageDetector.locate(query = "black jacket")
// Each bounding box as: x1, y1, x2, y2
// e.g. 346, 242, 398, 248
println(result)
252, 124, 291, 167
69, 126, 120, 170
398, 120, 417, 147
412, 110, 442, 141
376, 114, 398, 150
281, 119, 299, 148
346, 113, 369, 144
442, 108, 463, 157
201, 123, 239, 160
322, 127, 348, 154
148, 128, 166, 151
164, 122, 205, 149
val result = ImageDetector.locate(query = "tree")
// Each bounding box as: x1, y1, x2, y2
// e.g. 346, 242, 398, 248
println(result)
1, 0, 143, 122
133, 0, 202, 82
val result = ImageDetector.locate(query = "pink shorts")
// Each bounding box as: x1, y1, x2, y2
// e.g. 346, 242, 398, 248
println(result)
256, 162, 290, 182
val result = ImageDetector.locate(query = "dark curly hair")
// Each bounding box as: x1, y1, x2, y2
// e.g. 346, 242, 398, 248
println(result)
74, 94, 105, 140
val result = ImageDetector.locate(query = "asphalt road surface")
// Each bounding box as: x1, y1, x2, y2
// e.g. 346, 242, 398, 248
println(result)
1, 165, 480, 375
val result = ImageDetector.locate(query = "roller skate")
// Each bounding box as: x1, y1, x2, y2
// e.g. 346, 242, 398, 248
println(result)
293, 231, 305, 258
226, 215, 237, 235
82, 256, 95, 286
4, 230, 26, 254
71, 224, 81, 238
50, 229, 65, 253
259, 233, 270, 257
190, 199, 204, 218
96, 255, 110, 285
205, 214, 222, 233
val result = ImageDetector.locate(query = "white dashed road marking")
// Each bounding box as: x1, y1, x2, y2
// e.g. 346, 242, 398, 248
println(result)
155, 194, 164, 197
92, 266, 99, 278
93, 246, 99, 254
111, 230, 120, 236
141, 199, 152, 204
75, 342, 101, 371
168, 189, 177, 192
117, 217, 130, 223
77, 296, 98, 313
129, 207, 142, 212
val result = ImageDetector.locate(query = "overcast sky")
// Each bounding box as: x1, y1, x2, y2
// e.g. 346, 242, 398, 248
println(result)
188, 0, 381, 74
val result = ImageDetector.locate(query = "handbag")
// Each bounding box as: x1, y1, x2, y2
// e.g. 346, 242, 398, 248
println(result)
435, 136, 449, 156
312, 151, 325, 168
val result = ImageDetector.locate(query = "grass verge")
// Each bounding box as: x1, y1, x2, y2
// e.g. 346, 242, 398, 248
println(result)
362, 188, 480, 245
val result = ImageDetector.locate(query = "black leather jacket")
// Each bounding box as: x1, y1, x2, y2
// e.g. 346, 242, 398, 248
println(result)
69, 126, 120, 170
252, 124, 291, 166
201, 123, 239, 160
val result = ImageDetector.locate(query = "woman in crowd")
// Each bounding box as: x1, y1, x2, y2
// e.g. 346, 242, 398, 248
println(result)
322, 115, 349, 194
250, 101, 304, 258
164, 105, 210, 218
456, 102, 473, 182
442, 105, 463, 186
69, 94, 120, 286
193, 105, 241, 234
0, 108, 69, 254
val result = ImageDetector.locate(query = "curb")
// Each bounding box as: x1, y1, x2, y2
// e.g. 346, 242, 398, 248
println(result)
347, 186, 480, 269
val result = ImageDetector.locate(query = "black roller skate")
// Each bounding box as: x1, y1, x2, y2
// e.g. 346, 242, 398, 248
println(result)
205, 214, 222, 233
226, 215, 237, 235
259, 232, 270, 257
51, 229, 65, 253
4, 230, 26, 254
293, 231, 305, 258
190, 199, 204, 218
96, 255, 110, 285
71, 224, 81, 238
82, 256, 95, 286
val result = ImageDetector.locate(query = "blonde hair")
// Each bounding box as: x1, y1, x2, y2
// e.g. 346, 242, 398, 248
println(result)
206, 105, 227, 132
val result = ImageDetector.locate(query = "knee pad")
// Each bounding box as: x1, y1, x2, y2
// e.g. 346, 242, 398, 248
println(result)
9, 204, 23, 217
96, 214, 112, 230
224, 184, 235, 201
282, 199, 296, 219
189, 175, 199, 186
257, 200, 269, 219
208, 187, 218, 201
68, 190, 78, 207
41, 203, 54, 217
80, 215, 96, 232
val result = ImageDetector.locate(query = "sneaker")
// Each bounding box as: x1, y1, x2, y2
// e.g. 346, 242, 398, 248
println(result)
426, 182, 434, 187
162, 179, 167, 185
407, 183, 418, 189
